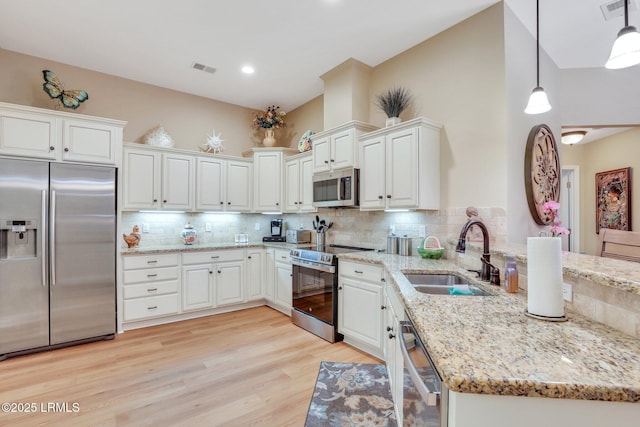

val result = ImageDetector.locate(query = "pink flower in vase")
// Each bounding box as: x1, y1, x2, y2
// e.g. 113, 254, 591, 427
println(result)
542, 201, 570, 237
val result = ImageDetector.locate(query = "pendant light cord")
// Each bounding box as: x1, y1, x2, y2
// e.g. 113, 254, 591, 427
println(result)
625, 0, 629, 27
536, 0, 540, 87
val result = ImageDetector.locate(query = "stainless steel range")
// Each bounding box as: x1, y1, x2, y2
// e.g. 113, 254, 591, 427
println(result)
290, 244, 375, 343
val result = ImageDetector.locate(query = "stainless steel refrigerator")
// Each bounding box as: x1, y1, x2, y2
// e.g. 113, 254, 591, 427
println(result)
0, 158, 116, 359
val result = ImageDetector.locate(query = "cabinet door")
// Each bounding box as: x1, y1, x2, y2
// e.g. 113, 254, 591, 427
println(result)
311, 135, 331, 173
196, 157, 225, 211
331, 129, 356, 170
275, 263, 292, 312
246, 250, 263, 301
216, 261, 244, 306
299, 155, 316, 212
386, 128, 419, 209
182, 264, 213, 311
338, 277, 383, 350
62, 119, 117, 164
359, 136, 386, 210
0, 110, 57, 159
264, 249, 275, 302
284, 158, 300, 212
123, 148, 160, 210
226, 160, 252, 212
162, 153, 194, 210
254, 152, 282, 212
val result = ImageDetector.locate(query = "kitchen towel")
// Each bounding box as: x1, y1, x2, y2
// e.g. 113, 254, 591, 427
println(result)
527, 237, 564, 318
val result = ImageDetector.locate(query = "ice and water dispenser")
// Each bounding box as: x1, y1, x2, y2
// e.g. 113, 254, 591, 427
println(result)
0, 219, 38, 259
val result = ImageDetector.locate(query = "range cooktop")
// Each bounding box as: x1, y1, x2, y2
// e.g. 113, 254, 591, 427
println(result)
290, 244, 376, 265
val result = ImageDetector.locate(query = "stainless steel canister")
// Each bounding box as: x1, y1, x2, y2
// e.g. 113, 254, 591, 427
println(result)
398, 236, 412, 256
316, 232, 326, 248
387, 235, 399, 254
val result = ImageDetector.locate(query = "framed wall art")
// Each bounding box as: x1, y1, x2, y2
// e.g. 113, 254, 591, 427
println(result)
524, 124, 560, 225
595, 167, 631, 234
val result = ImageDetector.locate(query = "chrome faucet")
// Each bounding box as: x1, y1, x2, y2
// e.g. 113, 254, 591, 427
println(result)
455, 218, 500, 286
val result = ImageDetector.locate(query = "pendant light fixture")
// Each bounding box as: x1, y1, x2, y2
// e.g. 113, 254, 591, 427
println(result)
606, 0, 640, 69
525, 0, 551, 115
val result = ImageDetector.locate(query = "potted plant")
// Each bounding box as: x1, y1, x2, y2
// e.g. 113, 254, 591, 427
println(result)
374, 86, 412, 127
251, 105, 286, 147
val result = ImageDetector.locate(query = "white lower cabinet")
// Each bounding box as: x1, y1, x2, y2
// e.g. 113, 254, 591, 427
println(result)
245, 249, 264, 301
182, 264, 214, 311
338, 260, 385, 358
216, 261, 244, 307
122, 254, 180, 322
264, 248, 276, 302
268, 248, 292, 315
384, 284, 406, 423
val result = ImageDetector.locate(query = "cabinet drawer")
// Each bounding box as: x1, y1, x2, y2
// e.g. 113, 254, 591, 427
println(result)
274, 249, 291, 263
124, 294, 178, 322
182, 249, 244, 265
124, 280, 178, 299
123, 266, 179, 284
339, 260, 383, 282
123, 253, 179, 270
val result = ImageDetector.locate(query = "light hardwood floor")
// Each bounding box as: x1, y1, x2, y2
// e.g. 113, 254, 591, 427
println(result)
0, 306, 380, 426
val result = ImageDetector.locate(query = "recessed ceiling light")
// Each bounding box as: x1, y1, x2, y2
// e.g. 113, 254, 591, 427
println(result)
241, 65, 255, 74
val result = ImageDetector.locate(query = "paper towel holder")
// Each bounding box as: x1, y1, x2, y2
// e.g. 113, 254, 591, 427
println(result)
524, 310, 568, 322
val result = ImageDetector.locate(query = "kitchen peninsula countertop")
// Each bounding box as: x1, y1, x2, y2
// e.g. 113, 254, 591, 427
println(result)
337, 251, 640, 403
121, 241, 304, 255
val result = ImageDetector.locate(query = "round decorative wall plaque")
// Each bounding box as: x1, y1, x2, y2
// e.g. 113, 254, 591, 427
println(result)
524, 124, 560, 225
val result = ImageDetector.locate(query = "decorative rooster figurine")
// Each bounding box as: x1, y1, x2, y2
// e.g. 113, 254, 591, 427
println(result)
123, 225, 141, 248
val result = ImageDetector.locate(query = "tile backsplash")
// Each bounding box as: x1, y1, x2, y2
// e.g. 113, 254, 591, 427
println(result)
121, 206, 506, 254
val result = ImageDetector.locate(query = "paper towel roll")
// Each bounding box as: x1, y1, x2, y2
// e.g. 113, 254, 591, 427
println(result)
527, 237, 564, 318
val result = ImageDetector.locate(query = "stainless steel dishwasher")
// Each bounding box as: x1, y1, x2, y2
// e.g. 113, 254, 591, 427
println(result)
399, 320, 448, 427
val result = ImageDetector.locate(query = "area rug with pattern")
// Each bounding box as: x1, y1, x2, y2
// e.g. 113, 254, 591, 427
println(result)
304, 361, 397, 427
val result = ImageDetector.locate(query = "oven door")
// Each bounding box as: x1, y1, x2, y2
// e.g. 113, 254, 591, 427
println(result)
399, 320, 448, 427
291, 261, 336, 325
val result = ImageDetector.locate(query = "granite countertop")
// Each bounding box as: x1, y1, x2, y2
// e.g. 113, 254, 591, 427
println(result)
121, 241, 305, 255
337, 251, 640, 403
460, 240, 640, 296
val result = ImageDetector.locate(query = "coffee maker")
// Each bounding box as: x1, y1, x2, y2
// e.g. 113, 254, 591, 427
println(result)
263, 218, 286, 242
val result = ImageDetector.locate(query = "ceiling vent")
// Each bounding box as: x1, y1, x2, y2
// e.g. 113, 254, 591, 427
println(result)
191, 62, 217, 74
601, 0, 638, 21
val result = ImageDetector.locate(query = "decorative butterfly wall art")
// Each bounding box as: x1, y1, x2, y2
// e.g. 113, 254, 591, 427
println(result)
42, 70, 89, 110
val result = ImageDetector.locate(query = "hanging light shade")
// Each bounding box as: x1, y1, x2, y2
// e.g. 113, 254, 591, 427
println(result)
525, 0, 551, 115
606, 1, 640, 69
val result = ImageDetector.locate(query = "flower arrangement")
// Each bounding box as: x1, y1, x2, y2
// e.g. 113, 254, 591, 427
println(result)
251, 105, 286, 129
374, 86, 412, 118
542, 200, 570, 236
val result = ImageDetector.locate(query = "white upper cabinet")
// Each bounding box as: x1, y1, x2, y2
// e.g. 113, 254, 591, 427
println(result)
311, 121, 377, 173
196, 156, 252, 212
247, 148, 296, 212
284, 152, 316, 213
359, 118, 441, 211
0, 102, 124, 165
123, 145, 194, 211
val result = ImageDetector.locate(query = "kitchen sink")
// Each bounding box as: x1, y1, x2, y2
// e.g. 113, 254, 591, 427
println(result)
403, 273, 493, 296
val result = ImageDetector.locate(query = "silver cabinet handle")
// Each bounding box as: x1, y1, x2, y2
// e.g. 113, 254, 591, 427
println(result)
354, 270, 363, 274
147, 260, 158, 264
41, 190, 47, 287
50, 190, 56, 286
211, 256, 220, 259
147, 306, 158, 310
147, 288, 158, 292
147, 273, 157, 278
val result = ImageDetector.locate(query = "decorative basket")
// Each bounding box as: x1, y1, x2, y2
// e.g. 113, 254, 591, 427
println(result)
417, 236, 444, 259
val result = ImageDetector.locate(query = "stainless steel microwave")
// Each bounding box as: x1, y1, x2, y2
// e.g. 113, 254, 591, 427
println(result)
312, 168, 359, 208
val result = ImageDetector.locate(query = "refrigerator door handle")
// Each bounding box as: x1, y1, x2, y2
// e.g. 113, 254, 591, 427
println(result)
50, 190, 56, 286
41, 190, 47, 287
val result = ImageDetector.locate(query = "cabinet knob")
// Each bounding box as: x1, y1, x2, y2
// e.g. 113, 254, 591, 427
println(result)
209, 270, 213, 274
298, 201, 302, 204
290, 273, 293, 277
275, 202, 279, 206
248, 256, 252, 259
381, 305, 387, 310
220, 201, 224, 205
163, 200, 167, 203
218, 270, 221, 274
338, 286, 343, 290
228, 202, 231, 205
153, 199, 158, 203
49, 146, 55, 151
389, 333, 396, 339
64, 147, 70, 152
381, 278, 386, 282
378, 195, 383, 200
294, 202, 298, 205
386, 326, 392, 332
324, 160, 329, 164
330, 159, 335, 163
387, 195, 392, 199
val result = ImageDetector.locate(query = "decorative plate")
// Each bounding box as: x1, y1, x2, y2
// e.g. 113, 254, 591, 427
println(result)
524, 124, 560, 225
298, 129, 313, 152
